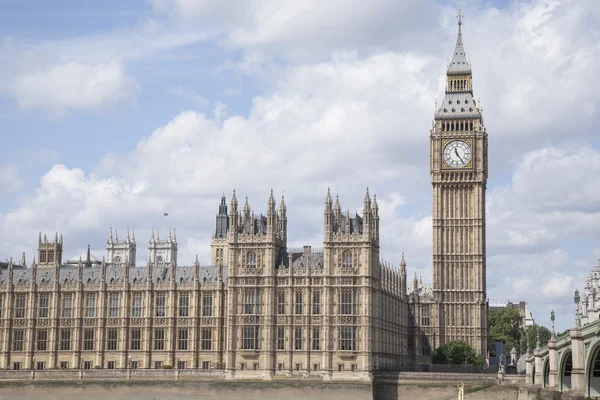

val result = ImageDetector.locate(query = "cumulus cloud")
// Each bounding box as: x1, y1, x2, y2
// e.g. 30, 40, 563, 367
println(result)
8, 58, 139, 115
0, 0, 599, 333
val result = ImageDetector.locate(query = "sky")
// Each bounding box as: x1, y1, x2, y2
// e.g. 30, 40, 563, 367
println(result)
0, 0, 599, 334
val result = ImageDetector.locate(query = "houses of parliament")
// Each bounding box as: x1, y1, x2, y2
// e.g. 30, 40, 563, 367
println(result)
0, 16, 488, 379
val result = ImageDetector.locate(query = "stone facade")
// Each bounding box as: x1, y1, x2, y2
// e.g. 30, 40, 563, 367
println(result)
0, 16, 489, 377
428, 14, 488, 356
0, 189, 412, 379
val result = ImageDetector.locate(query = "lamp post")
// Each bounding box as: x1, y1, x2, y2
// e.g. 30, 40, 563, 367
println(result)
575, 289, 581, 328
551, 310, 555, 339
32, 356, 36, 380
128, 355, 132, 380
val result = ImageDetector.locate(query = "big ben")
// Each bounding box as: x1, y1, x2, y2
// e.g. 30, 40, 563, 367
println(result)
431, 12, 488, 356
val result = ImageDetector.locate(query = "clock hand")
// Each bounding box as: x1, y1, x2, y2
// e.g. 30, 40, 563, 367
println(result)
454, 148, 465, 164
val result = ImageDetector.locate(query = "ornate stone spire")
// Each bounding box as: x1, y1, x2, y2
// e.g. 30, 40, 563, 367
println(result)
448, 9, 471, 75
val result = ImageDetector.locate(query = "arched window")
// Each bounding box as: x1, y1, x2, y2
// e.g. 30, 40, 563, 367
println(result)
342, 251, 352, 269
157, 255, 164, 267
113, 256, 122, 268
247, 251, 257, 268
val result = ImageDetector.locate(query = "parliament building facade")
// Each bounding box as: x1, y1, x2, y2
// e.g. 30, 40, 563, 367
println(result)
0, 17, 488, 379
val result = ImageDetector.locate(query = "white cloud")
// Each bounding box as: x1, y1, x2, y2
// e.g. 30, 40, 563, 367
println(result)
8, 58, 139, 115
0, 165, 23, 193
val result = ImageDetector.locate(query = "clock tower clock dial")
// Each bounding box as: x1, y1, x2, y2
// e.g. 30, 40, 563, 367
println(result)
429, 14, 488, 358
443, 140, 472, 168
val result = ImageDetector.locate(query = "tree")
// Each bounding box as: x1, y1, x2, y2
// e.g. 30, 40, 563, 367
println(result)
488, 308, 524, 352
523, 325, 552, 353
432, 340, 485, 366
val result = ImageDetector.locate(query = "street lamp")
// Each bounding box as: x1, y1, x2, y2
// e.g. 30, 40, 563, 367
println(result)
550, 310, 555, 339
575, 289, 582, 328
32, 356, 36, 371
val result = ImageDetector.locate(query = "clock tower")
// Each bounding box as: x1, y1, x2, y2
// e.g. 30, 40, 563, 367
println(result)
430, 13, 488, 356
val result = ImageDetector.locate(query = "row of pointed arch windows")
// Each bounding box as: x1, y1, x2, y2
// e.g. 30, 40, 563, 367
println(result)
449, 79, 469, 91
441, 120, 474, 132
342, 251, 353, 269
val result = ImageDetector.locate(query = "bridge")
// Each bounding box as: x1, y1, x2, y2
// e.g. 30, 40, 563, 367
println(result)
524, 293, 600, 398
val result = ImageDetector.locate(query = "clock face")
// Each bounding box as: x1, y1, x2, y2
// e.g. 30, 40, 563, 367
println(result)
443, 140, 472, 168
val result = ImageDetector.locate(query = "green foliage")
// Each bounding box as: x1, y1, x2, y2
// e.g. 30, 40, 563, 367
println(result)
432, 340, 485, 366
161, 365, 173, 369
488, 308, 524, 352
523, 325, 551, 353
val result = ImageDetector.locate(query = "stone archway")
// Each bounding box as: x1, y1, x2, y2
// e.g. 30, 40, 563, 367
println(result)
586, 340, 600, 396
560, 350, 573, 392
543, 358, 550, 388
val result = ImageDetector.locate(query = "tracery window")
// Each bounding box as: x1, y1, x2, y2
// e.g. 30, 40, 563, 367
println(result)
421, 305, 430, 327
61, 294, 73, 318
342, 251, 352, 269
113, 256, 122, 268
156, 255, 164, 267
340, 289, 356, 315
85, 295, 96, 318
277, 291, 285, 315
38, 294, 49, 318
155, 293, 166, 317
295, 292, 303, 315
179, 294, 189, 317
242, 326, 258, 350
132, 294, 142, 317
338, 327, 356, 351
109, 293, 120, 318
15, 294, 26, 319
246, 251, 257, 268
243, 290, 257, 315
203, 293, 213, 317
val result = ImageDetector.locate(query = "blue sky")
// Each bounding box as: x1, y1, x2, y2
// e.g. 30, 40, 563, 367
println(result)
1, 0, 600, 334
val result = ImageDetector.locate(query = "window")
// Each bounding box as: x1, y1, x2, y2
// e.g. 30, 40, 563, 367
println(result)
240, 363, 246, 371
243, 290, 257, 315
295, 363, 301, 371
86, 295, 96, 318
313, 364, 319, 372
312, 291, 320, 315
39, 294, 49, 318
84, 329, 95, 351
338, 327, 356, 351
13, 362, 21, 371
36, 362, 45, 370
83, 361, 92, 370
203, 293, 213, 317
48, 251, 54, 263
242, 326, 258, 350
109, 293, 119, 318
107, 328, 118, 351
312, 328, 320, 351
202, 361, 210, 370
278, 363, 283, 371
351, 364, 356, 372
60, 329, 71, 351
253, 363, 258, 371
421, 335, 431, 356
342, 251, 352, 269
178, 328, 188, 350
340, 289, 356, 315
0, 295, 3, 319
156, 256, 164, 268
62, 294, 73, 318
131, 329, 141, 350
277, 291, 285, 315
295, 292, 303, 315
60, 361, 69, 369
154, 328, 165, 350
107, 361, 116, 369
179, 294, 189, 317
338, 364, 343, 372
154, 361, 163, 369
113, 256, 122, 268
294, 327, 302, 350
40, 251, 46, 263
155, 293, 166, 317
408, 335, 414, 355
201, 329, 212, 350
246, 251, 256, 268
37, 329, 48, 351
178, 360, 186, 370
13, 329, 24, 351
15, 295, 26, 318
421, 305, 430, 327
132, 294, 143, 317
277, 327, 285, 350
130, 361, 139, 369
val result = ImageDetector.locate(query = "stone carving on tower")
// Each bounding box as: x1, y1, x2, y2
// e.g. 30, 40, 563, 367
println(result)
148, 227, 177, 267
106, 227, 137, 267
36, 232, 63, 268
430, 11, 488, 356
